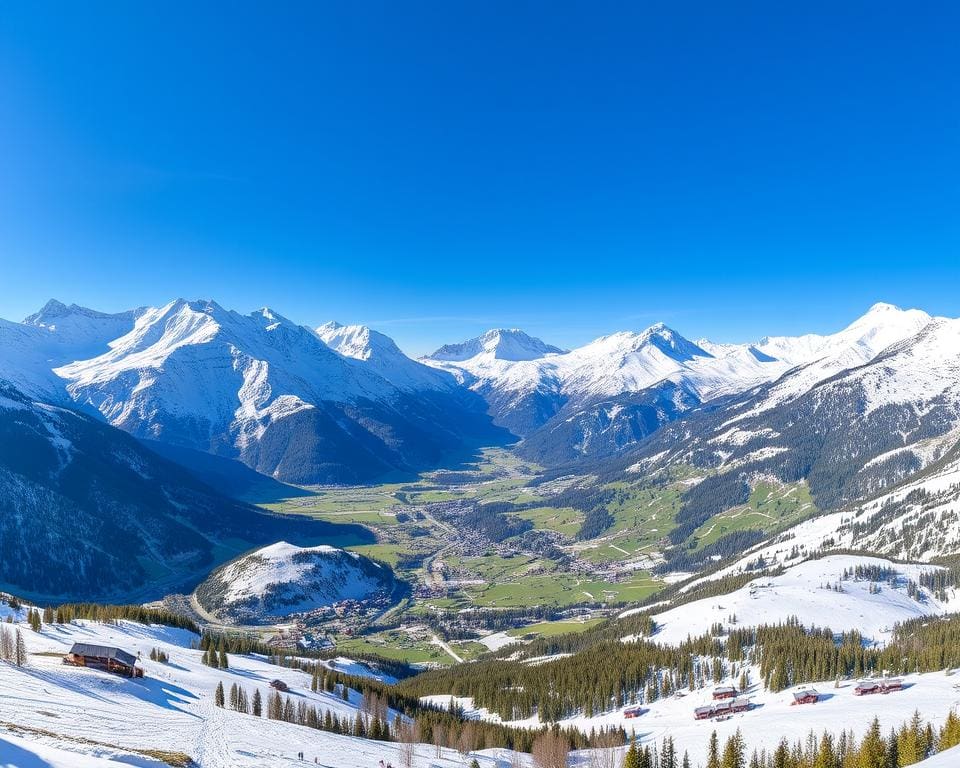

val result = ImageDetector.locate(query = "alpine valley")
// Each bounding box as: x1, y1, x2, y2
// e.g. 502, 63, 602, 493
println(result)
5, 297, 960, 768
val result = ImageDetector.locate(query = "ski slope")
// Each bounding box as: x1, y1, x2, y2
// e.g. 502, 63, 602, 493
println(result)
0, 613, 526, 768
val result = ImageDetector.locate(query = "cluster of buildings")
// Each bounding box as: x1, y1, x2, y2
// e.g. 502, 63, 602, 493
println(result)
692, 687, 753, 720
854, 679, 903, 696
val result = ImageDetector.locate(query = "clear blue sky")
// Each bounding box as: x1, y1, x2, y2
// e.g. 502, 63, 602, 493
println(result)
0, 3, 957, 355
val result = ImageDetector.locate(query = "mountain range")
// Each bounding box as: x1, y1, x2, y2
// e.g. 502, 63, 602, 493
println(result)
0, 299, 958, 501
1, 296, 960, 599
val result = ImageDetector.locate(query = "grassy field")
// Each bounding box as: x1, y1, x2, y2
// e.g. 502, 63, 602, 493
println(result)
337, 630, 453, 665
514, 505, 584, 537
691, 480, 816, 549
506, 617, 604, 638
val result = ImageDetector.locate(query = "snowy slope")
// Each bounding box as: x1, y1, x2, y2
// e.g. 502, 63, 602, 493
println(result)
626, 554, 953, 645
0, 614, 521, 768
427, 669, 960, 768
316, 320, 458, 392
0, 300, 143, 399
196, 541, 392, 623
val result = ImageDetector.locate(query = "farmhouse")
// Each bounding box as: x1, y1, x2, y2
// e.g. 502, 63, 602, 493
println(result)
712, 685, 738, 700
854, 680, 883, 696
63, 643, 143, 678
792, 689, 820, 705
694, 705, 714, 721
623, 706, 647, 719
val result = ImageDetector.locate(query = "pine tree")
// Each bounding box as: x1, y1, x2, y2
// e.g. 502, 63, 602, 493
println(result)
268, 690, 283, 720
622, 739, 641, 768
721, 729, 744, 768
252, 689, 262, 717
219, 649, 229, 669
858, 717, 886, 768
14, 628, 26, 667
214, 681, 225, 708
706, 731, 721, 768
813, 732, 836, 768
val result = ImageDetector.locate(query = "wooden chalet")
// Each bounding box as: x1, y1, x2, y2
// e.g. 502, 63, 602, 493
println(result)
63, 643, 143, 678
269, 679, 290, 692
693, 697, 752, 720
854, 680, 883, 696
712, 686, 738, 700
792, 689, 820, 705
623, 706, 647, 719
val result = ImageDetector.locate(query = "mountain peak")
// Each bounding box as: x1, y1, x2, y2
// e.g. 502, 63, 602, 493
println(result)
429, 328, 565, 362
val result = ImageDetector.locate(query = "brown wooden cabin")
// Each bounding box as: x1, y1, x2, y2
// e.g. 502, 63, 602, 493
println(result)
854, 680, 883, 696
269, 679, 290, 692
792, 689, 819, 705
63, 642, 143, 678
694, 706, 714, 721
623, 706, 647, 719
712, 686, 738, 700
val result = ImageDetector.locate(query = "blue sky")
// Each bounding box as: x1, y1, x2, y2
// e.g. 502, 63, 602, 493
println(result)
0, 3, 957, 355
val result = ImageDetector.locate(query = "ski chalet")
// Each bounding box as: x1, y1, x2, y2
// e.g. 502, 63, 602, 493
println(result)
63, 643, 143, 678
792, 689, 820, 705
694, 697, 752, 720
854, 679, 903, 696
712, 686, 738, 700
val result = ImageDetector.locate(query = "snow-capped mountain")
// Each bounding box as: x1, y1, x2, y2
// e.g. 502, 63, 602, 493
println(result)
0, 380, 341, 601
316, 320, 458, 392
630, 314, 960, 520
43, 299, 502, 483
0, 300, 143, 399
425, 303, 940, 464
195, 541, 394, 624
430, 328, 566, 363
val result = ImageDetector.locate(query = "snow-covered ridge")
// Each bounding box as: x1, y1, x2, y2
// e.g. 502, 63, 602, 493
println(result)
430, 328, 566, 362
196, 541, 392, 623
423, 303, 940, 441
316, 320, 457, 391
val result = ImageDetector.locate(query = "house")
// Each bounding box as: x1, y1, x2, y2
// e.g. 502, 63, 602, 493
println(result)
694, 706, 714, 720
269, 679, 290, 692
854, 680, 883, 696
712, 686, 738, 700
63, 643, 143, 678
623, 706, 647, 719
792, 689, 819, 705
730, 697, 752, 713
882, 679, 903, 693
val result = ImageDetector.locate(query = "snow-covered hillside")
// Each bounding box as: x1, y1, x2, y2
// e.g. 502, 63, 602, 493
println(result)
195, 542, 393, 624
627, 554, 954, 645
0, 613, 517, 768
427, 668, 960, 768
